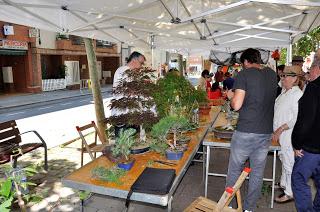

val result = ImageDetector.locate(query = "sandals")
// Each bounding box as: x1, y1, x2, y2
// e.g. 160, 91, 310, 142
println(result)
275, 193, 294, 203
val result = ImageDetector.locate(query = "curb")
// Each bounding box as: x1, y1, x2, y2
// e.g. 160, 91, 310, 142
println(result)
0, 89, 112, 114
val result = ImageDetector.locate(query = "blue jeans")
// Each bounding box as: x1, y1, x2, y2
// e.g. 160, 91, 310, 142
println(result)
226, 130, 271, 211
292, 150, 320, 212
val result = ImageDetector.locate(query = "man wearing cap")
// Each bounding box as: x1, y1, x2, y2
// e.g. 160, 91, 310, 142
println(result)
226, 48, 277, 211
272, 66, 303, 203
291, 52, 320, 212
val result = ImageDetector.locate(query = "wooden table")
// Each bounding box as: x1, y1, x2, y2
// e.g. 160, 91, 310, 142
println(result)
62, 107, 221, 212
203, 111, 281, 209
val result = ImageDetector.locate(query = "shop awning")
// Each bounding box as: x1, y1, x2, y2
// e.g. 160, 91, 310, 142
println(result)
0, 0, 319, 55
0, 49, 26, 56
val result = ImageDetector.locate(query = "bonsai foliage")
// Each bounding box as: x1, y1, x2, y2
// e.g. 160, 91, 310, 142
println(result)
108, 67, 159, 140
112, 128, 136, 161
152, 72, 208, 119
91, 166, 126, 184
151, 115, 190, 150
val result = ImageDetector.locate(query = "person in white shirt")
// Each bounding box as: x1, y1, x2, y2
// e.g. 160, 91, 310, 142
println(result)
112, 51, 146, 136
272, 66, 303, 203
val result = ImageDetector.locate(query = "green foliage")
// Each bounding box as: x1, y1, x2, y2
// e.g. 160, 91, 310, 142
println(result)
78, 190, 91, 200
91, 166, 126, 184
0, 164, 41, 211
151, 115, 190, 147
149, 139, 168, 154
112, 128, 136, 161
152, 72, 207, 119
293, 26, 320, 58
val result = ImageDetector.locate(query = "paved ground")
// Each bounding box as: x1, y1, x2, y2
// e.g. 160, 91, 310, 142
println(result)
3, 138, 296, 212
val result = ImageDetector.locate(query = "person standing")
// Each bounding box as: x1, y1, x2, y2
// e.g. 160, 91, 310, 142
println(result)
226, 48, 277, 212
291, 53, 320, 212
214, 66, 224, 83
197, 69, 210, 91
272, 66, 303, 203
222, 72, 234, 90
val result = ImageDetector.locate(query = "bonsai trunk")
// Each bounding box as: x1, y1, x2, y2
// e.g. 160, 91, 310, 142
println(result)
173, 130, 177, 147
139, 125, 146, 142
84, 38, 107, 143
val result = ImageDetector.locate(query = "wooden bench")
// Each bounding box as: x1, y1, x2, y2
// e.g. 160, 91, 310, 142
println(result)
0, 120, 48, 170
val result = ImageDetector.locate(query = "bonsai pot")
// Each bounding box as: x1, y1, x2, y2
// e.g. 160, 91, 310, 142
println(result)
199, 105, 211, 115
117, 159, 135, 171
165, 149, 184, 160
130, 146, 150, 154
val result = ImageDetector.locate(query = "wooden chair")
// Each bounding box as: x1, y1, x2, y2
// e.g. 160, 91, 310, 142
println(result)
76, 121, 107, 167
0, 120, 48, 170
184, 167, 251, 212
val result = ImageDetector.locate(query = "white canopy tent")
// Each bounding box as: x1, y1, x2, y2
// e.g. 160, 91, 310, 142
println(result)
0, 0, 319, 57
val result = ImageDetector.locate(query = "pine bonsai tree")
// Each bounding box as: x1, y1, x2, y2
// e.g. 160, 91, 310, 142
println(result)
108, 67, 159, 142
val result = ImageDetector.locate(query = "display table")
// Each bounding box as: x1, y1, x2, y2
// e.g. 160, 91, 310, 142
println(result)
62, 107, 221, 212
203, 112, 281, 208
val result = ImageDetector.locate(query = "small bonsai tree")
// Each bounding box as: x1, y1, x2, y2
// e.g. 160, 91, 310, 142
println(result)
109, 67, 158, 142
111, 128, 136, 161
151, 115, 190, 151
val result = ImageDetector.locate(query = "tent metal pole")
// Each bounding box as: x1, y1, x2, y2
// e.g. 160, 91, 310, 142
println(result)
287, 37, 293, 65
2, 0, 62, 31
181, 0, 250, 23
207, 12, 304, 40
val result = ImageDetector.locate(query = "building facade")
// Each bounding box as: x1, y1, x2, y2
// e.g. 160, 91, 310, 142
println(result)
0, 21, 120, 94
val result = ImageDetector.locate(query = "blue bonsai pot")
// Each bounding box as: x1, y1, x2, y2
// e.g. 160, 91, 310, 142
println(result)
117, 159, 135, 171
165, 150, 184, 160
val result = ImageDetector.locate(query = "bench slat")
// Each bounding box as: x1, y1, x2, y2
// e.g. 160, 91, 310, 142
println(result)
0, 120, 17, 131
0, 128, 21, 142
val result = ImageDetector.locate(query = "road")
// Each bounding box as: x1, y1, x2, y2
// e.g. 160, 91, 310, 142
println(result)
1, 92, 113, 149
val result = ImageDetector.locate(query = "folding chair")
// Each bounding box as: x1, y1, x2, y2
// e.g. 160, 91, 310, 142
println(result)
184, 167, 251, 212
76, 121, 107, 167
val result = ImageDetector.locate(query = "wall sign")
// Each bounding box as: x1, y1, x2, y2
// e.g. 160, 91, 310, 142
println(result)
0, 39, 28, 50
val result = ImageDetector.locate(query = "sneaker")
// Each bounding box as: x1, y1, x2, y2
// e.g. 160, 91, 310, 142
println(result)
243, 210, 252, 212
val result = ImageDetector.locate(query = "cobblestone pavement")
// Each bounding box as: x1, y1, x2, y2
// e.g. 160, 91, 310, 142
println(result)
2, 139, 296, 212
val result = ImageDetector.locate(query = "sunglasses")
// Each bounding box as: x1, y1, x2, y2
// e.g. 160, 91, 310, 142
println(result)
280, 73, 297, 78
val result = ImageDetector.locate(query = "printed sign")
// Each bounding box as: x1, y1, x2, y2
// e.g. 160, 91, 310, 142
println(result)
0, 39, 28, 50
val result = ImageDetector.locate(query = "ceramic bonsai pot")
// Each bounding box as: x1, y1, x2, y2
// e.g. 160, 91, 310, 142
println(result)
165, 149, 184, 160
117, 159, 135, 171
130, 146, 150, 154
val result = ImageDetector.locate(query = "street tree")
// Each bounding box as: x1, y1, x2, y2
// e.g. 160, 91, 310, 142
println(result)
84, 38, 107, 143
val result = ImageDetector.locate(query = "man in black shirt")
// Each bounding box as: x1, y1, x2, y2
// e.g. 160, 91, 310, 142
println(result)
226, 48, 277, 211
291, 53, 320, 212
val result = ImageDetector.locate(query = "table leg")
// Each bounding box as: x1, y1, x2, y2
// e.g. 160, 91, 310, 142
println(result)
167, 196, 173, 212
80, 199, 84, 212
271, 150, 277, 208
205, 146, 211, 198
202, 144, 206, 183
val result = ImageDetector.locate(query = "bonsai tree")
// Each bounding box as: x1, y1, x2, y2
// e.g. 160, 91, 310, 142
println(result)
109, 67, 158, 142
152, 71, 208, 120
151, 115, 190, 151
111, 128, 136, 161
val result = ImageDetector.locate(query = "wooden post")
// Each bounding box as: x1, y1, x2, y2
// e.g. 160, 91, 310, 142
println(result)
84, 38, 107, 143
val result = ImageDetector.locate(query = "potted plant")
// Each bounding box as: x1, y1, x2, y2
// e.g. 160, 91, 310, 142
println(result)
151, 71, 208, 121
110, 128, 136, 170
108, 67, 159, 153
151, 115, 190, 160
